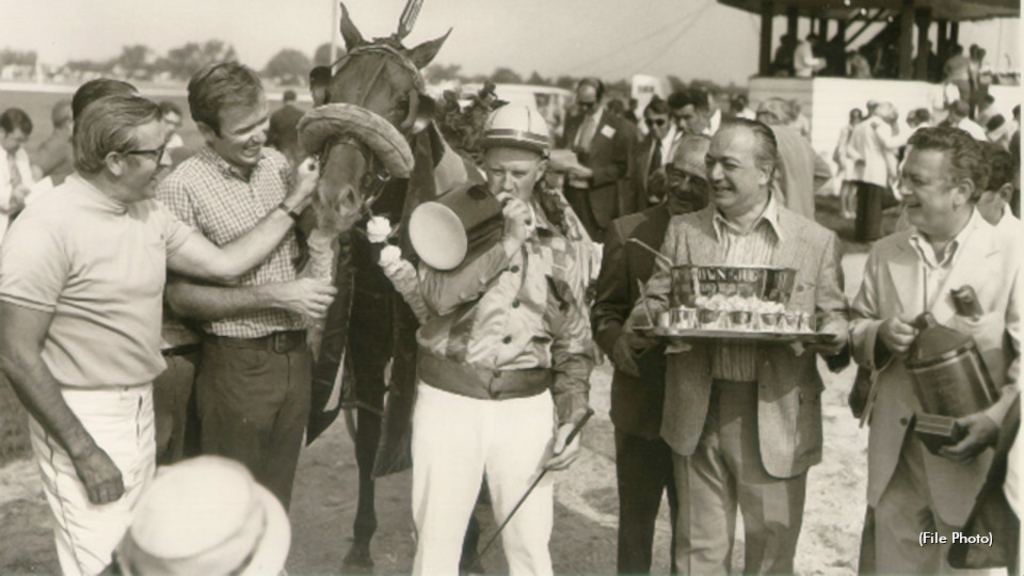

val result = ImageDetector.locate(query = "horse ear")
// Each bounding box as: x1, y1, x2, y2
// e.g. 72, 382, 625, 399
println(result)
406, 28, 451, 69
339, 2, 365, 50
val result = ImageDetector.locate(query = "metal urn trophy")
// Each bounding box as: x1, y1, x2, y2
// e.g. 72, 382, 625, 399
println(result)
905, 310, 999, 454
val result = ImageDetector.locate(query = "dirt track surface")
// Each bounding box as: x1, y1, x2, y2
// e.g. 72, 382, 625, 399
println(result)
0, 254, 870, 575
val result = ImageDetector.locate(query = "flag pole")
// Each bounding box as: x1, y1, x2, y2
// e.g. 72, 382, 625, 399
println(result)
330, 1, 340, 63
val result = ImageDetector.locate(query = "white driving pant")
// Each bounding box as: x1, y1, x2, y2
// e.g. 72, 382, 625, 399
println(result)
411, 382, 556, 576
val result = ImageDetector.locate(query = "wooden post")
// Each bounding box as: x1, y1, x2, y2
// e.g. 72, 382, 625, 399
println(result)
787, 5, 799, 39
937, 19, 948, 60
834, 18, 848, 76
759, 0, 775, 76
898, 0, 915, 79
950, 21, 959, 48
915, 8, 932, 80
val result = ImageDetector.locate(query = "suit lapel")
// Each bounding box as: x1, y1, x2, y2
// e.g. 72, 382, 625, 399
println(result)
884, 240, 924, 316
688, 209, 720, 265
641, 138, 655, 192
770, 212, 803, 271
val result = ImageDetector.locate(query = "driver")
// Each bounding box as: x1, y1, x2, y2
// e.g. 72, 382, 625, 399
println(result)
412, 106, 594, 576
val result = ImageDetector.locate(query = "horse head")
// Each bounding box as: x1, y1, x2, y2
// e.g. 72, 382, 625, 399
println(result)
298, 1, 450, 238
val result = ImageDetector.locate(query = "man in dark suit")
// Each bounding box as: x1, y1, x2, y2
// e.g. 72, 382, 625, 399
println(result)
593, 134, 711, 575
267, 90, 305, 167
632, 97, 681, 214
560, 77, 636, 240
631, 120, 849, 574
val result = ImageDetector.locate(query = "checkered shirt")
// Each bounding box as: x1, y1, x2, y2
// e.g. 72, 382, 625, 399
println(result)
156, 146, 302, 338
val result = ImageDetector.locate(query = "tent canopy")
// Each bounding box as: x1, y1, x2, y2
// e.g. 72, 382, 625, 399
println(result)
719, 0, 1019, 22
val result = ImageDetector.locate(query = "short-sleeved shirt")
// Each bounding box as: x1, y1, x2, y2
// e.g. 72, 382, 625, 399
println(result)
156, 146, 302, 338
0, 174, 193, 386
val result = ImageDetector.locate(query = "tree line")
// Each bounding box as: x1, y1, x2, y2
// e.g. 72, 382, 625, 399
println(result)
1, 42, 738, 96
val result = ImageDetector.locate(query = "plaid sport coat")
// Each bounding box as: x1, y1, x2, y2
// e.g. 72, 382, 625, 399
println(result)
634, 203, 848, 478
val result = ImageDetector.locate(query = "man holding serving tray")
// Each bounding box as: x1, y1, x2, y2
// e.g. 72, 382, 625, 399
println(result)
630, 118, 848, 575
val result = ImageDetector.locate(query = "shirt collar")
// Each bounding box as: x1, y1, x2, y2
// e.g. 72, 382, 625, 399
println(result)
197, 145, 263, 182
659, 125, 677, 149
711, 193, 784, 242
908, 208, 986, 268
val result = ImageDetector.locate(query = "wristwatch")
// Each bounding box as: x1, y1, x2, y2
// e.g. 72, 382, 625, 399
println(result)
277, 202, 302, 222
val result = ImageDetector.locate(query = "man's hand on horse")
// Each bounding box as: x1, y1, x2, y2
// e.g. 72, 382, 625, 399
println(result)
545, 422, 583, 471
286, 157, 320, 213
273, 278, 338, 320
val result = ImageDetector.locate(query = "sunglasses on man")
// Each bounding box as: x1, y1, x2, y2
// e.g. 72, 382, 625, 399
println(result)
645, 118, 668, 128
666, 165, 708, 188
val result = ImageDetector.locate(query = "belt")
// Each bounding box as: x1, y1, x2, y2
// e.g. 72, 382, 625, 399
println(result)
417, 348, 552, 401
203, 330, 307, 354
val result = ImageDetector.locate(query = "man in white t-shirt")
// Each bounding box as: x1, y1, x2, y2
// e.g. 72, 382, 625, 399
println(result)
0, 94, 317, 576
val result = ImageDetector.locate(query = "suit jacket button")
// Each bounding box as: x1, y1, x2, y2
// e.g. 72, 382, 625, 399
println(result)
510, 265, 520, 273
899, 417, 909, 426
502, 335, 512, 344
493, 370, 502, 378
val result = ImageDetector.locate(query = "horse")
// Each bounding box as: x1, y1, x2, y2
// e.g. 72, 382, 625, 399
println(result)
297, 2, 480, 570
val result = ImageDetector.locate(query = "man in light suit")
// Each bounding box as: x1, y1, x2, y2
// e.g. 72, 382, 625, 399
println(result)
560, 77, 635, 239
593, 135, 710, 575
850, 126, 1020, 573
631, 97, 681, 213
849, 101, 901, 242
631, 119, 849, 574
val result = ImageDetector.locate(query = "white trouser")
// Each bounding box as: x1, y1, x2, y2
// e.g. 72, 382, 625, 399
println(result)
412, 382, 556, 576
29, 384, 156, 576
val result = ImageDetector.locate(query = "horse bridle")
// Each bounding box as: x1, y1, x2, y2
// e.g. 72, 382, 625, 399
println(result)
319, 43, 425, 213
318, 134, 392, 215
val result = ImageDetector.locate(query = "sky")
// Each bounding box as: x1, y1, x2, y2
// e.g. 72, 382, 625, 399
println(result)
0, 0, 1019, 85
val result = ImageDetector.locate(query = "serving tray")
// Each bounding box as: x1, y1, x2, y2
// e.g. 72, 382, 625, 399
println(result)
634, 325, 837, 344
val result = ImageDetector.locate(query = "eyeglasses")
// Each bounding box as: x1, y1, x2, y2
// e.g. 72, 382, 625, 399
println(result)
578, 101, 597, 111
645, 118, 668, 128
667, 166, 708, 188
124, 144, 167, 164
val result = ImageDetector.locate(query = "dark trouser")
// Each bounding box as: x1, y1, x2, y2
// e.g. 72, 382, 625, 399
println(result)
564, 186, 606, 242
854, 181, 885, 243
196, 331, 311, 510
674, 381, 807, 575
152, 347, 200, 465
615, 428, 679, 575
857, 506, 876, 574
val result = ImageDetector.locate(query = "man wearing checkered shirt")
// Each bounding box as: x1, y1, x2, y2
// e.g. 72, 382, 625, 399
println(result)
157, 63, 335, 509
